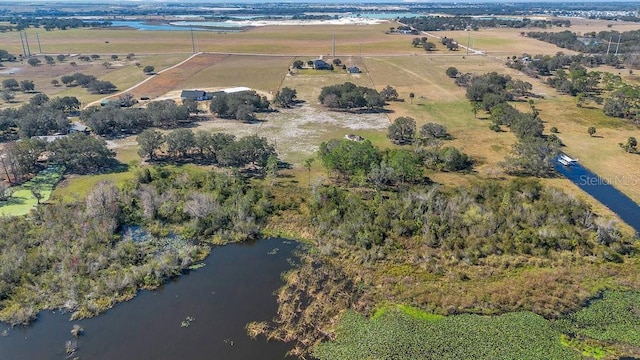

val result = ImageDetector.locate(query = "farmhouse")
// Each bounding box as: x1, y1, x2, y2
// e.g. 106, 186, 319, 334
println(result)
180, 90, 211, 101
312, 59, 332, 70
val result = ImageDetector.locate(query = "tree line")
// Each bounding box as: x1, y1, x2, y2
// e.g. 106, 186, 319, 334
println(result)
137, 129, 278, 175
400, 16, 570, 32
80, 99, 192, 136
0, 17, 110, 31
0, 132, 116, 184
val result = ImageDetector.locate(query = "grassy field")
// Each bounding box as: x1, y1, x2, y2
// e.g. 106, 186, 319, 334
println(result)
0, 166, 63, 216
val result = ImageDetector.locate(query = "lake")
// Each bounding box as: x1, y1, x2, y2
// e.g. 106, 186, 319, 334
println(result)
0, 238, 299, 360
555, 156, 640, 234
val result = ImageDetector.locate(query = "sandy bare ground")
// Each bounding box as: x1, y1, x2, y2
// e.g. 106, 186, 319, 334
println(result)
194, 101, 390, 164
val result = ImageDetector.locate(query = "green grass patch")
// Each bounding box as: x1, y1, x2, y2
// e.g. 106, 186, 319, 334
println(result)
555, 290, 640, 347
314, 309, 581, 360
52, 170, 135, 202
0, 165, 64, 216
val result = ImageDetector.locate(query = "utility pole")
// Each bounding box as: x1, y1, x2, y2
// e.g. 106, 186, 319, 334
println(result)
190, 27, 195, 54
23, 31, 32, 56
606, 35, 612, 55
614, 33, 621, 56
332, 34, 335, 57
19, 31, 27, 57
466, 30, 470, 56
36, 33, 42, 54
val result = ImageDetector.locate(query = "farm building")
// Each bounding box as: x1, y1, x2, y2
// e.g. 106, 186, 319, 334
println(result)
69, 123, 90, 134
312, 59, 332, 70
180, 90, 211, 101
347, 66, 361, 74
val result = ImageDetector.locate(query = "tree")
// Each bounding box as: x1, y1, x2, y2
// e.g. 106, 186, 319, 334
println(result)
409, 92, 415, 104
620, 137, 638, 153
1, 91, 14, 103
446, 67, 459, 78
411, 38, 421, 47
387, 117, 416, 145
111, 55, 118, 61
143, 66, 155, 74
51, 79, 60, 87
2, 78, 19, 91
61, 75, 75, 86
165, 129, 195, 158
502, 137, 559, 177
29, 93, 49, 106
588, 126, 596, 137
265, 154, 279, 184
119, 93, 137, 107
420, 123, 449, 142
126, 53, 135, 60
49, 96, 80, 113
550, 126, 559, 133
90, 54, 100, 60
303, 158, 315, 186
44, 55, 54, 65
30, 185, 43, 205
56, 54, 66, 62
19, 80, 35, 93
292, 60, 304, 69
423, 41, 436, 51
274, 87, 297, 108
318, 138, 380, 180
27, 57, 41, 67
87, 80, 117, 94
380, 85, 399, 101
48, 133, 116, 174
102, 62, 112, 69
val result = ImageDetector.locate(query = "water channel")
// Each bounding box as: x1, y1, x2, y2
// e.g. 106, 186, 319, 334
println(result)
0, 238, 298, 360
554, 156, 640, 234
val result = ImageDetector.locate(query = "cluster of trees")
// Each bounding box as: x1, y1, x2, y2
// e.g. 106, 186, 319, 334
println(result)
454, 72, 559, 176
209, 90, 270, 121
410, 37, 437, 51
137, 129, 277, 173
81, 99, 192, 136
4, 18, 110, 31
0, 165, 275, 325
0, 132, 115, 184
461, 72, 533, 111
0, 95, 81, 139
508, 53, 640, 124
386, 118, 471, 172
319, 138, 426, 187
318, 82, 385, 111
440, 37, 459, 51
1, 79, 36, 102
58, 72, 117, 94
507, 52, 621, 78
399, 16, 570, 32
526, 29, 640, 57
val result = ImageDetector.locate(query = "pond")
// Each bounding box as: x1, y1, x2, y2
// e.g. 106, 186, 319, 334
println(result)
555, 156, 640, 234
0, 238, 299, 360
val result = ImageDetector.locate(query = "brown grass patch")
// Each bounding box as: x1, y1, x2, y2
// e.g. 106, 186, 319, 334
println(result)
126, 53, 230, 99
